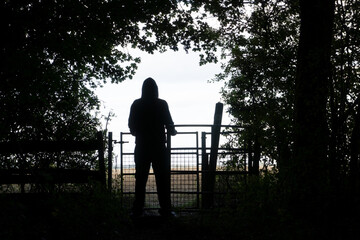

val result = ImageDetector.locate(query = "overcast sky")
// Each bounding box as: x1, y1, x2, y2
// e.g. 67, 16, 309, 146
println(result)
95, 49, 232, 141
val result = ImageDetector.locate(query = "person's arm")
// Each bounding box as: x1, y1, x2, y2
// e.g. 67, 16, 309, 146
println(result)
163, 101, 177, 136
166, 124, 177, 136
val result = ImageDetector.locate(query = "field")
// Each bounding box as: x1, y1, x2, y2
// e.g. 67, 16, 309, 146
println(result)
112, 168, 201, 209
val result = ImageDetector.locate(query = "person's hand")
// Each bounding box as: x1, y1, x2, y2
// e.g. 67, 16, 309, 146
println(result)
170, 129, 177, 136
167, 124, 177, 136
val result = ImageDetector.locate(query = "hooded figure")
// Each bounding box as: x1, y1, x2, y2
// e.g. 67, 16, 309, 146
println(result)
128, 77, 177, 218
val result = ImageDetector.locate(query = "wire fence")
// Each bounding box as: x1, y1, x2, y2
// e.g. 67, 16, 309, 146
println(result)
115, 125, 253, 210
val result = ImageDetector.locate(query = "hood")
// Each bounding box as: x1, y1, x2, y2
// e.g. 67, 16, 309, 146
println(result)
141, 77, 159, 99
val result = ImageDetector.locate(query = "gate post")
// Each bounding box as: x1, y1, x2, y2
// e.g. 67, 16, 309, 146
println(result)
97, 131, 106, 188
120, 132, 124, 204
248, 137, 260, 175
166, 130, 172, 204
201, 132, 209, 171
248, 139, 253, 174
208, 102, 223, 207
253, 137, 260, 175
201, 132, 211, 208
108, 132, 113, 191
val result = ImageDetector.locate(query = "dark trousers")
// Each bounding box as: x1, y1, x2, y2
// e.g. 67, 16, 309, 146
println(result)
133, 144, 171, 213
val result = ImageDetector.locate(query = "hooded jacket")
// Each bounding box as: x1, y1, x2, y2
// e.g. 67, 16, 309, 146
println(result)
128, 78, 175, 145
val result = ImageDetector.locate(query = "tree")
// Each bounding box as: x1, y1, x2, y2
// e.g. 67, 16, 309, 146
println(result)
210, 1, 299, 172
0, 0, 219, 138
208, 0, 358, 192
292, 0, 335, 202
0, 0, 218, 174
329, 0, 360, 186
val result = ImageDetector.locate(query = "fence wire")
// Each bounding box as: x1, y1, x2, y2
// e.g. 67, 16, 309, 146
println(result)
116, 129, 250, 210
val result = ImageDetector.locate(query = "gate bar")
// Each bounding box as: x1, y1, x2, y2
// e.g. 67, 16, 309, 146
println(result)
108, 132, 113, 191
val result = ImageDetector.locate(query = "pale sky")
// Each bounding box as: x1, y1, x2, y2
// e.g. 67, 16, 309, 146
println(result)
95, 49, 232, 139
95, 48, 233, 163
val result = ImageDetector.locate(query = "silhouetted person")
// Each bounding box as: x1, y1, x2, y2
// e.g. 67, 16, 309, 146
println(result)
129, 77, 177, 218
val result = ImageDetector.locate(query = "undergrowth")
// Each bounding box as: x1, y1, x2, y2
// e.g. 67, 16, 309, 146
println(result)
0, 173, 359, 240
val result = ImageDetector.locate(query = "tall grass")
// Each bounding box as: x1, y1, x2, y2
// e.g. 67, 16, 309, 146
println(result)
1, 171, 359, 240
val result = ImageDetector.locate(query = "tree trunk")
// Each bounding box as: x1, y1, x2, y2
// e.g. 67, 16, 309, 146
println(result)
350, 100, 360, 190
293, 0, 335, 204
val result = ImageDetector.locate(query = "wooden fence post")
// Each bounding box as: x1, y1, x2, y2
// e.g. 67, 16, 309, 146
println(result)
97, 131, 106, 188
253, 137, 260, 175
108, 132, 113, 191
247, 137, 260, 175
208, 102, 223, 207
248, 140, 253, 174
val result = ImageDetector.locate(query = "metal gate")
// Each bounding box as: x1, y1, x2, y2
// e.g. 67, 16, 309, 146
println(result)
118, 129, 201, 210
114, 124, 258, 210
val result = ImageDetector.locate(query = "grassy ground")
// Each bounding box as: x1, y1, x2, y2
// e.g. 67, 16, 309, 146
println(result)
1, 176, 359, 240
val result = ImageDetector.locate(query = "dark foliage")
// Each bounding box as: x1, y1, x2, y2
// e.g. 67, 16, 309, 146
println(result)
0, 0, 218, 171
214, 0, 360, 193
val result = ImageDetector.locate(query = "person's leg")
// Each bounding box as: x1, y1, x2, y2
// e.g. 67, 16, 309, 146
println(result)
152, 148, 172, 214
132, 146, 151, 216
